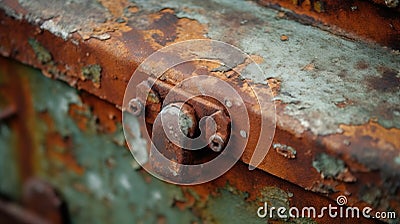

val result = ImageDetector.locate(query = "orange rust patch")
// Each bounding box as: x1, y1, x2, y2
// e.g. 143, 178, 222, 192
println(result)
176, 18, 207, 41
68, 92, 121, 134
280, 34, 289, 41
141, 9, 208, 49
68, 104, 90, 132
40, 112, 84, 175
334, 98, 355, 108
80, 92, 121, 133
266, 77, 281, 97
256, 0, 400, 49
127, 6, 139, 13
340, 120, 400, 150
98, 0, 131, 17
81, 0, 134, 40
249, 55, 264, 64
46, 141, 85, 175
301, 62, 316, 71
80, 21, 132, 40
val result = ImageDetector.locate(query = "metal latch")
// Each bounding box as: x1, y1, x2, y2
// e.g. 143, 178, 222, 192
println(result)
126, 76, 232, 177
122, 40, 275, 185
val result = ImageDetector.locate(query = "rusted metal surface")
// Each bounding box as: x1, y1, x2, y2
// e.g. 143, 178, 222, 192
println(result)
0, 0, 399, 223
0, 56, 384, 223
0, 199, 49, 224
0, 178, 68, 224
254, 0, 400, 49
22, 178, 68, 224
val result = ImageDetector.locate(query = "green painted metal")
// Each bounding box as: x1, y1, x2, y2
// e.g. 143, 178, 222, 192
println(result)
23, 64, 199, 224
0, 124, 20, 200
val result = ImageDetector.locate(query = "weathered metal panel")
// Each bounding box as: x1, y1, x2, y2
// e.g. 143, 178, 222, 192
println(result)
0, 0, 398, 223
253, 0, 400, 49
0, 56, 376, 223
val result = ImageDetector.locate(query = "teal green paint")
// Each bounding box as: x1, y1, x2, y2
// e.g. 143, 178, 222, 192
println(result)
199, 184, 315, 223
312, 153, 346, 178
22, 66, 198, 224
28, 38, 52, 64
0, 124, 21, 200
259, 186, 290, 221
27, 68, 81, 137
202, 185, 265, 224
81, 64, 102, 85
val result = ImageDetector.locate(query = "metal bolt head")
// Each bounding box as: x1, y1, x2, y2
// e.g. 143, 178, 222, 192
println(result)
128, 98, 143, 116
209, 134, 225, 152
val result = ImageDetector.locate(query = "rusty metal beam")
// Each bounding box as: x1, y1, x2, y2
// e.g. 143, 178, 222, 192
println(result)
253, 0, 400, 49
0, 56, 382, 223
0, 0, 399, 222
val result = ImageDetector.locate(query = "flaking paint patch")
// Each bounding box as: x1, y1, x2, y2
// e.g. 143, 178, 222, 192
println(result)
132, 0, 400, 135
259, 186, 290, 220
81, 64, 102, 88
28, 38, 52, 64
340, 120, 400, 150
199, 184, 265, 224
27, 67, 81, 137
1, 0, 131, 40
19, 64, 199, 224
313, 153, 346, 179
273, 143, 296, 159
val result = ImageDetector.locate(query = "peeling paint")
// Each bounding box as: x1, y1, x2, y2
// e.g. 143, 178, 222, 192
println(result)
0, 0, 399, 222
312, 153, 344, 179
28, 38, 52, 64
198, 184, 264, 224
0, 0, 131, 40
20, 64, 199, 224
259, 186, 290, 220
81, 64, 102, 88
0, 57, 385, 223
27, 68, 81, 137
131, 0, 400, 135
309, 182, 338, 194
273, 143, 296, 159
2, 0, 397, 136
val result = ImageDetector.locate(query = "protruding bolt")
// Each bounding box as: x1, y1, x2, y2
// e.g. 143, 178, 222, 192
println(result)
209, 134, 225, 152
128, 98, 143, 116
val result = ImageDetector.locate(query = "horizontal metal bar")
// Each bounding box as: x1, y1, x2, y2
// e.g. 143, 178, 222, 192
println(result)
0, 0, 398, 221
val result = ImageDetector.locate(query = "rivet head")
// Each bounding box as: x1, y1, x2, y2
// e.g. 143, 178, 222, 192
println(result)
128, 98, 143, 116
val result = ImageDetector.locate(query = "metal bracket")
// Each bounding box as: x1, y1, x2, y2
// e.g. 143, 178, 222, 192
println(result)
128, 77, 231, 166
